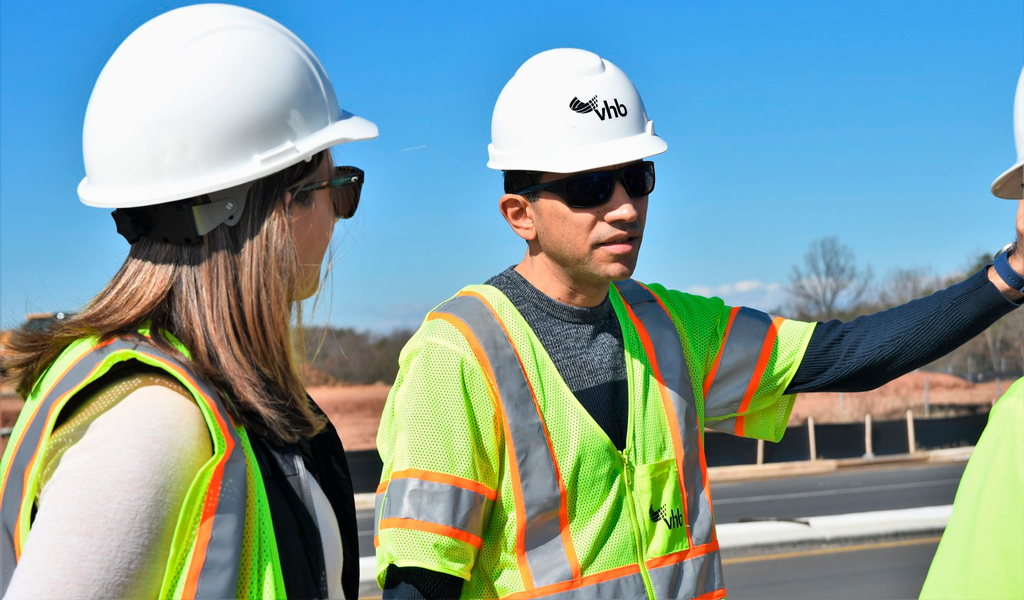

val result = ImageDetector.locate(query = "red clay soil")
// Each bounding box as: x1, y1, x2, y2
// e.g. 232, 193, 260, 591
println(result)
1, 397, 23, 454
309, 384, 391, 451
302, 365, 342, 387
790, 372, 1008, 424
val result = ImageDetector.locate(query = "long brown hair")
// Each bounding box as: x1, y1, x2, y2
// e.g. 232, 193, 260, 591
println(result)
5, 151, 333, 443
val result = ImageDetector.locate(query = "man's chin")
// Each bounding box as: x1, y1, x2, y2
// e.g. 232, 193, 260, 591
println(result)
600, 261, 639, 282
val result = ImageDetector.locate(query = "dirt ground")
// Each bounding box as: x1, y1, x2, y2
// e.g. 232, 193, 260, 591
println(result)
790, 372, 1008, 424
309, 384, 392, 450
3, 372, 1012, 452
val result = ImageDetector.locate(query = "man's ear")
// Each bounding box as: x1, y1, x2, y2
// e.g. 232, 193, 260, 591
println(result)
499, 193, 537, 242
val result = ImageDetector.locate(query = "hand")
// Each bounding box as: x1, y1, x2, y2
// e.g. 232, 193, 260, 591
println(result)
1013, 199, 1024, 272
989, 199, 1024, 302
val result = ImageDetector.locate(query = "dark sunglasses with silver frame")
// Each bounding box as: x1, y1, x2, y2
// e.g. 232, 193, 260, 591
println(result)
290, 165, 364, 219
515, 161, 655, 209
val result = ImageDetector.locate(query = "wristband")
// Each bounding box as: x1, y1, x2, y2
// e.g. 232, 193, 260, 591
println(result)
994, 248, 1024, 294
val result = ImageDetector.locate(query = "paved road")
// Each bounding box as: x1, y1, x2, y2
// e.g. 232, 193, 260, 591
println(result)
723, 537, 940, 599
711, 462, 966, 524
357, 538, 942, 599
356, 462, 966, 558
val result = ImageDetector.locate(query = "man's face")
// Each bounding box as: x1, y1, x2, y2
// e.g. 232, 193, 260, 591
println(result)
529, 161, 648, 287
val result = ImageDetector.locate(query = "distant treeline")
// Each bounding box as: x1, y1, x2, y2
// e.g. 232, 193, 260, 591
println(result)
781, 237, 1024, 381
300, 239, 1024, 388
300, 326, 413, 385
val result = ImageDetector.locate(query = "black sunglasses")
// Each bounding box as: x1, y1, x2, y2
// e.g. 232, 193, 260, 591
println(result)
291, 166, 364, 219
515, 161, 655, 208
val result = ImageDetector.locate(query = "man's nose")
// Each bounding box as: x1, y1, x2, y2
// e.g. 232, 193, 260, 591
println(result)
604, 182, 640, 222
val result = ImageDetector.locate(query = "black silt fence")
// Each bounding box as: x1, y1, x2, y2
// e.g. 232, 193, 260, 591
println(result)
812, 423, 866, 459
872, 419, 909, 456
763, 427, 811, 463
915, 414, 988, 450
347, 449, 384, 494
703, 432, 757, 467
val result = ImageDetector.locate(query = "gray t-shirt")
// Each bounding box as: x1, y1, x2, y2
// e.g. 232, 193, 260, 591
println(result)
486, 267, 629, 450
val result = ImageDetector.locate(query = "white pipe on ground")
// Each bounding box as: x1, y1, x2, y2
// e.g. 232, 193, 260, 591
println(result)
864, 413, 875, 459
907, 409, 917, 454
808, 416, 817, 461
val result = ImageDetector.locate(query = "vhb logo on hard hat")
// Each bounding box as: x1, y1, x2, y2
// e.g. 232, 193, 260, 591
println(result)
487, 48, 666, 174
569, 95, 628, 120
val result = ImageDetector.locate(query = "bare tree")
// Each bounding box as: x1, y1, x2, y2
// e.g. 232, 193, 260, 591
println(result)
959, 253, 1012, 374
877, 267, 940, 308
972, 310, 1024, 376
921, 253, 1024, 377
788, 236, 872, 320
1010, 311, 1024, 371
302, 326, 413, 385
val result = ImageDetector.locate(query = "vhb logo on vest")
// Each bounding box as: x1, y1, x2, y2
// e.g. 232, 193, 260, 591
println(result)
650, 504, 685, 530
569, 95, 628, 121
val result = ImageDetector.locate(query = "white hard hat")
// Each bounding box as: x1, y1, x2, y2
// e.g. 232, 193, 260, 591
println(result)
992, 66, 1024, 199
486, 48, 667, 173
78, 3, 378, 209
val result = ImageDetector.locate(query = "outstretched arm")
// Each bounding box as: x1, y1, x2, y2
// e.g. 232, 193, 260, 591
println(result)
788, 200, 1023, 394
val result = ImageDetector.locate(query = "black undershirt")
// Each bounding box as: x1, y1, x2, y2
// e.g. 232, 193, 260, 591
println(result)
382, 267, 1019, 599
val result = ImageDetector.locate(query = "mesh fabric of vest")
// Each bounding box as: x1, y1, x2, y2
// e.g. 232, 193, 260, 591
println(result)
0, 335, 286, 599
646, 283, 814, 442
375, 283, 816, 598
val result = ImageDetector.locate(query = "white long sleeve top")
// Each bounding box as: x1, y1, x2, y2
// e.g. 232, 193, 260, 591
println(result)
3, 372, 343, 599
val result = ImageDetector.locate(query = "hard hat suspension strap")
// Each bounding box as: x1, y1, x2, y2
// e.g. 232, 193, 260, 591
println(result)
110, 181, 253, 245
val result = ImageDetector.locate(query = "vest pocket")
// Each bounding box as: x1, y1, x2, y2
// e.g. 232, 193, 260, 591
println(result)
633, 458, 690, 558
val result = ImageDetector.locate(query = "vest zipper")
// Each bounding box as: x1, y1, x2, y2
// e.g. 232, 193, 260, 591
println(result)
620, 450, 656, 599
617, 293, 655, 598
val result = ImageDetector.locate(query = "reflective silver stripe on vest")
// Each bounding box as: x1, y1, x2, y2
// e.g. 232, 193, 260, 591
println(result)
433, 294, 574, 588
704, 308, 772, 419
705, 417, 737, 435
379, 477, 493, 540
526, 570, 649, 599
0, 514, 10, 594
0, 337, 246, 600
615, 280, 715, 547
1, 340, 124, 595
647, 550, 724, 600
374, 491, 384, 538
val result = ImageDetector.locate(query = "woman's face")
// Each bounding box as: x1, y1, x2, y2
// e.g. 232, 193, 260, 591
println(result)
288, 158, 336, 301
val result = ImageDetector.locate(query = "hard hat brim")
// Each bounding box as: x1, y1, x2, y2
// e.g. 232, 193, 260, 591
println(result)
78, 112, 379, 208
991, 161, 1024, 199
487, 131, 667, 173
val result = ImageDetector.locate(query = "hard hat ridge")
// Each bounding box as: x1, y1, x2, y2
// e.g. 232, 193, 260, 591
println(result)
487, 48, 667, 174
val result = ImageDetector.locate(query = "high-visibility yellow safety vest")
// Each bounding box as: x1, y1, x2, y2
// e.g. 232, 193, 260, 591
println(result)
919, 377, 1024, 600
0, 334, 286, 599
375, 280, 815, 599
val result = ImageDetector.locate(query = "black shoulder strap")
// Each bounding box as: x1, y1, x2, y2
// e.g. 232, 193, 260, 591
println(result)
249, 405, 359, 600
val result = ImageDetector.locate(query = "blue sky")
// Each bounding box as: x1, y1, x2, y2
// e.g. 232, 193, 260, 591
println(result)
2, 0, 1022, 331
